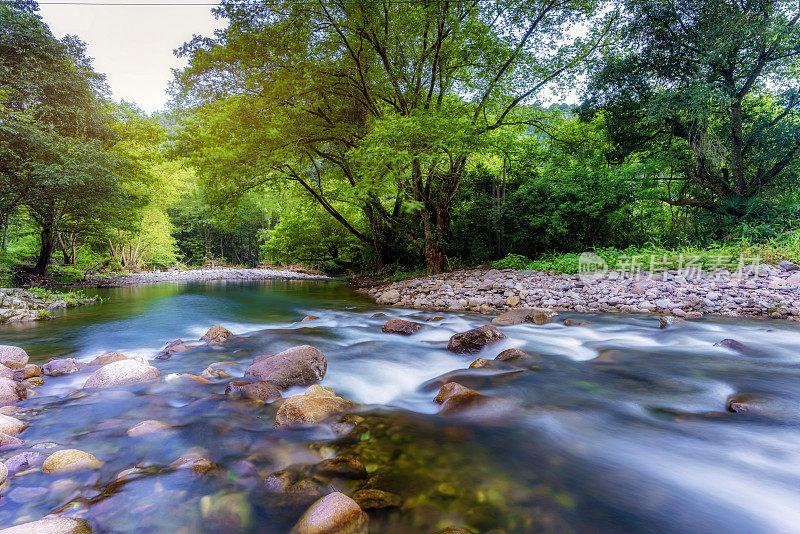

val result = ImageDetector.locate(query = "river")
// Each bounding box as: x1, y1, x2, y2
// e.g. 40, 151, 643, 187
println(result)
1, 280, 799, 533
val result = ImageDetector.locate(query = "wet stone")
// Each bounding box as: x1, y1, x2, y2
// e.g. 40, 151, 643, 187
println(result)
435, 382, 489, 415
88, 352, 128, 366
352, 489, 402, 510
4, 451, 45, 476
291, 492, 368, 534
42, 358, 80, 377
494, 348, 528, 362
42, 449, 103, 473
126, 420, 173, 437
0, 346, 28, 370
447, 325, 506, 354
201, 325, 233, 343
491, 308, 556, 326
225, 380, 282, 403
0, 517, 93, 534
313, 456, 367, 479
246, 345, 327, 388
381, 318, 422, 335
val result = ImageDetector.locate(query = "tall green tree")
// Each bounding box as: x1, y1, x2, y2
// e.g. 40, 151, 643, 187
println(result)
0, 0, 127, 274
175, 0, 613, 273
583, 0, 800, 215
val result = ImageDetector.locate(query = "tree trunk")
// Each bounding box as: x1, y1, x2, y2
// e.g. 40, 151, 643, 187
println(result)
34, 225, 55, 275
730, 101, 747, 197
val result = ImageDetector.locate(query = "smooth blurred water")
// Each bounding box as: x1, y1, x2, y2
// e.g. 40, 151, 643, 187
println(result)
1, 280, 800, 533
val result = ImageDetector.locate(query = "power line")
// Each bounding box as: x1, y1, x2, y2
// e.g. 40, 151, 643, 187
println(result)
5, 0, 484, 4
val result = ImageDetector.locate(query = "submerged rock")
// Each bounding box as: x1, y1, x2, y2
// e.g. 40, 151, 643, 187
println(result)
245, 345, 326, 388
225, 380, 282, 403
494, 348, 528, 362
0, 346, 28, 370
352, 488, 401, 510
0, 517, 93, 534
83, 360, 161, 389
42, 449, 103, 473
155, 339, 191, 360
126, 420, 173, 437
201, 325, 232, 343
491, 308, 556, 326
715, 339, 766, 357
4, 451, 45, 476
468, 358, 495, 369
42, 358, 79, 377
447, 325, 505, 354
275, 389, 355, 428
725, 393, 768, 414
0, 432, 23, 449
659, 316, 683, 328
88, 352, 128, 366
291, 492, 368, 534
563, 319, 589, 326
381, 318, 422, 335
313, 457, 367, 479
434, 382, 489, 414
170, 451, 217, 474
301, 315, 319, 322
200, 491, 252, 531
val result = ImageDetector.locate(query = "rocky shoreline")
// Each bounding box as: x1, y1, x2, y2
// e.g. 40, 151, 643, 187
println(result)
84, 267, 331, 286
360, 262, 800, 320
0, 288, 99, 325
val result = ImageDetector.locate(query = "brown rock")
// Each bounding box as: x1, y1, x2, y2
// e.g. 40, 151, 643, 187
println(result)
381, 318, 422, 335
225, 381, 282, 403
275, 392, 355, 428
352, 489, 402, 510
291, 492, 368, 534
0, 517, 93, 534
245, 345, 326, 388
447, 325, 505, 354
468, 358, 495, 369
434, 382, 488, 414
42, 449, 103, 473
563, 319, 589, 326
495, 348, 529, 362
725, 393, 766, 414
155, 339, 191, 360
22, 377, 44, 388
301, 315, 319, 322
201, 325, 233, 343
370, 313, 387, 318
200, 366, 232, 380
0, 414, 27, 436
88, 352, 128, 366
314, 457, 367, 479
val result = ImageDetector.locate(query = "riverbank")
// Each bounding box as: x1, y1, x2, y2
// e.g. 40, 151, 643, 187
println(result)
0, 288, 99, 324
360, 263, 800, 320
83, 267, 331, 286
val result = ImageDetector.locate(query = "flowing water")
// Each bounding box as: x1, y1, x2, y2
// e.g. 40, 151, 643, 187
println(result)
2, 280, 800, 533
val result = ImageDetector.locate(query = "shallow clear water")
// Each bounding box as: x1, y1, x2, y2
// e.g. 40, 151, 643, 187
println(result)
2, 280, 800, 533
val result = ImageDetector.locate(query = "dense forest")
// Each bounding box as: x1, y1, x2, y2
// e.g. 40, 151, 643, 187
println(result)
1, 0, 799, 283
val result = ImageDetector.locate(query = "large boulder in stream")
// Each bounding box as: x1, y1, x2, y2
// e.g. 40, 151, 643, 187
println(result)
381, 318, 422, 335
201, 325, 232, 344
447, 325, 505, 354
291, 492, 368, 534
0, 346, 28, 370
0, 518, 93, 534
83, 360, 161, 389
245, 345, 326, 388
275, 387, 355, 428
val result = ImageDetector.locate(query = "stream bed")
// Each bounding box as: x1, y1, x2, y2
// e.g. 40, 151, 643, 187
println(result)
1, 280, 799, 533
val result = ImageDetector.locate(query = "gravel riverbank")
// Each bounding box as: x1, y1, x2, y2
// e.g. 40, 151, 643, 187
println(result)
84, 267, 331, 286
360, 263, 800, 320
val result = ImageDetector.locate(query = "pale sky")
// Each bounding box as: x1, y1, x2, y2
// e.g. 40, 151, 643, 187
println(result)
38, 1, 226, 113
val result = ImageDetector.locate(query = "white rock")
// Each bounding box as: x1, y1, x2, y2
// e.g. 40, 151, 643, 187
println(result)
83, 360, 161, 389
